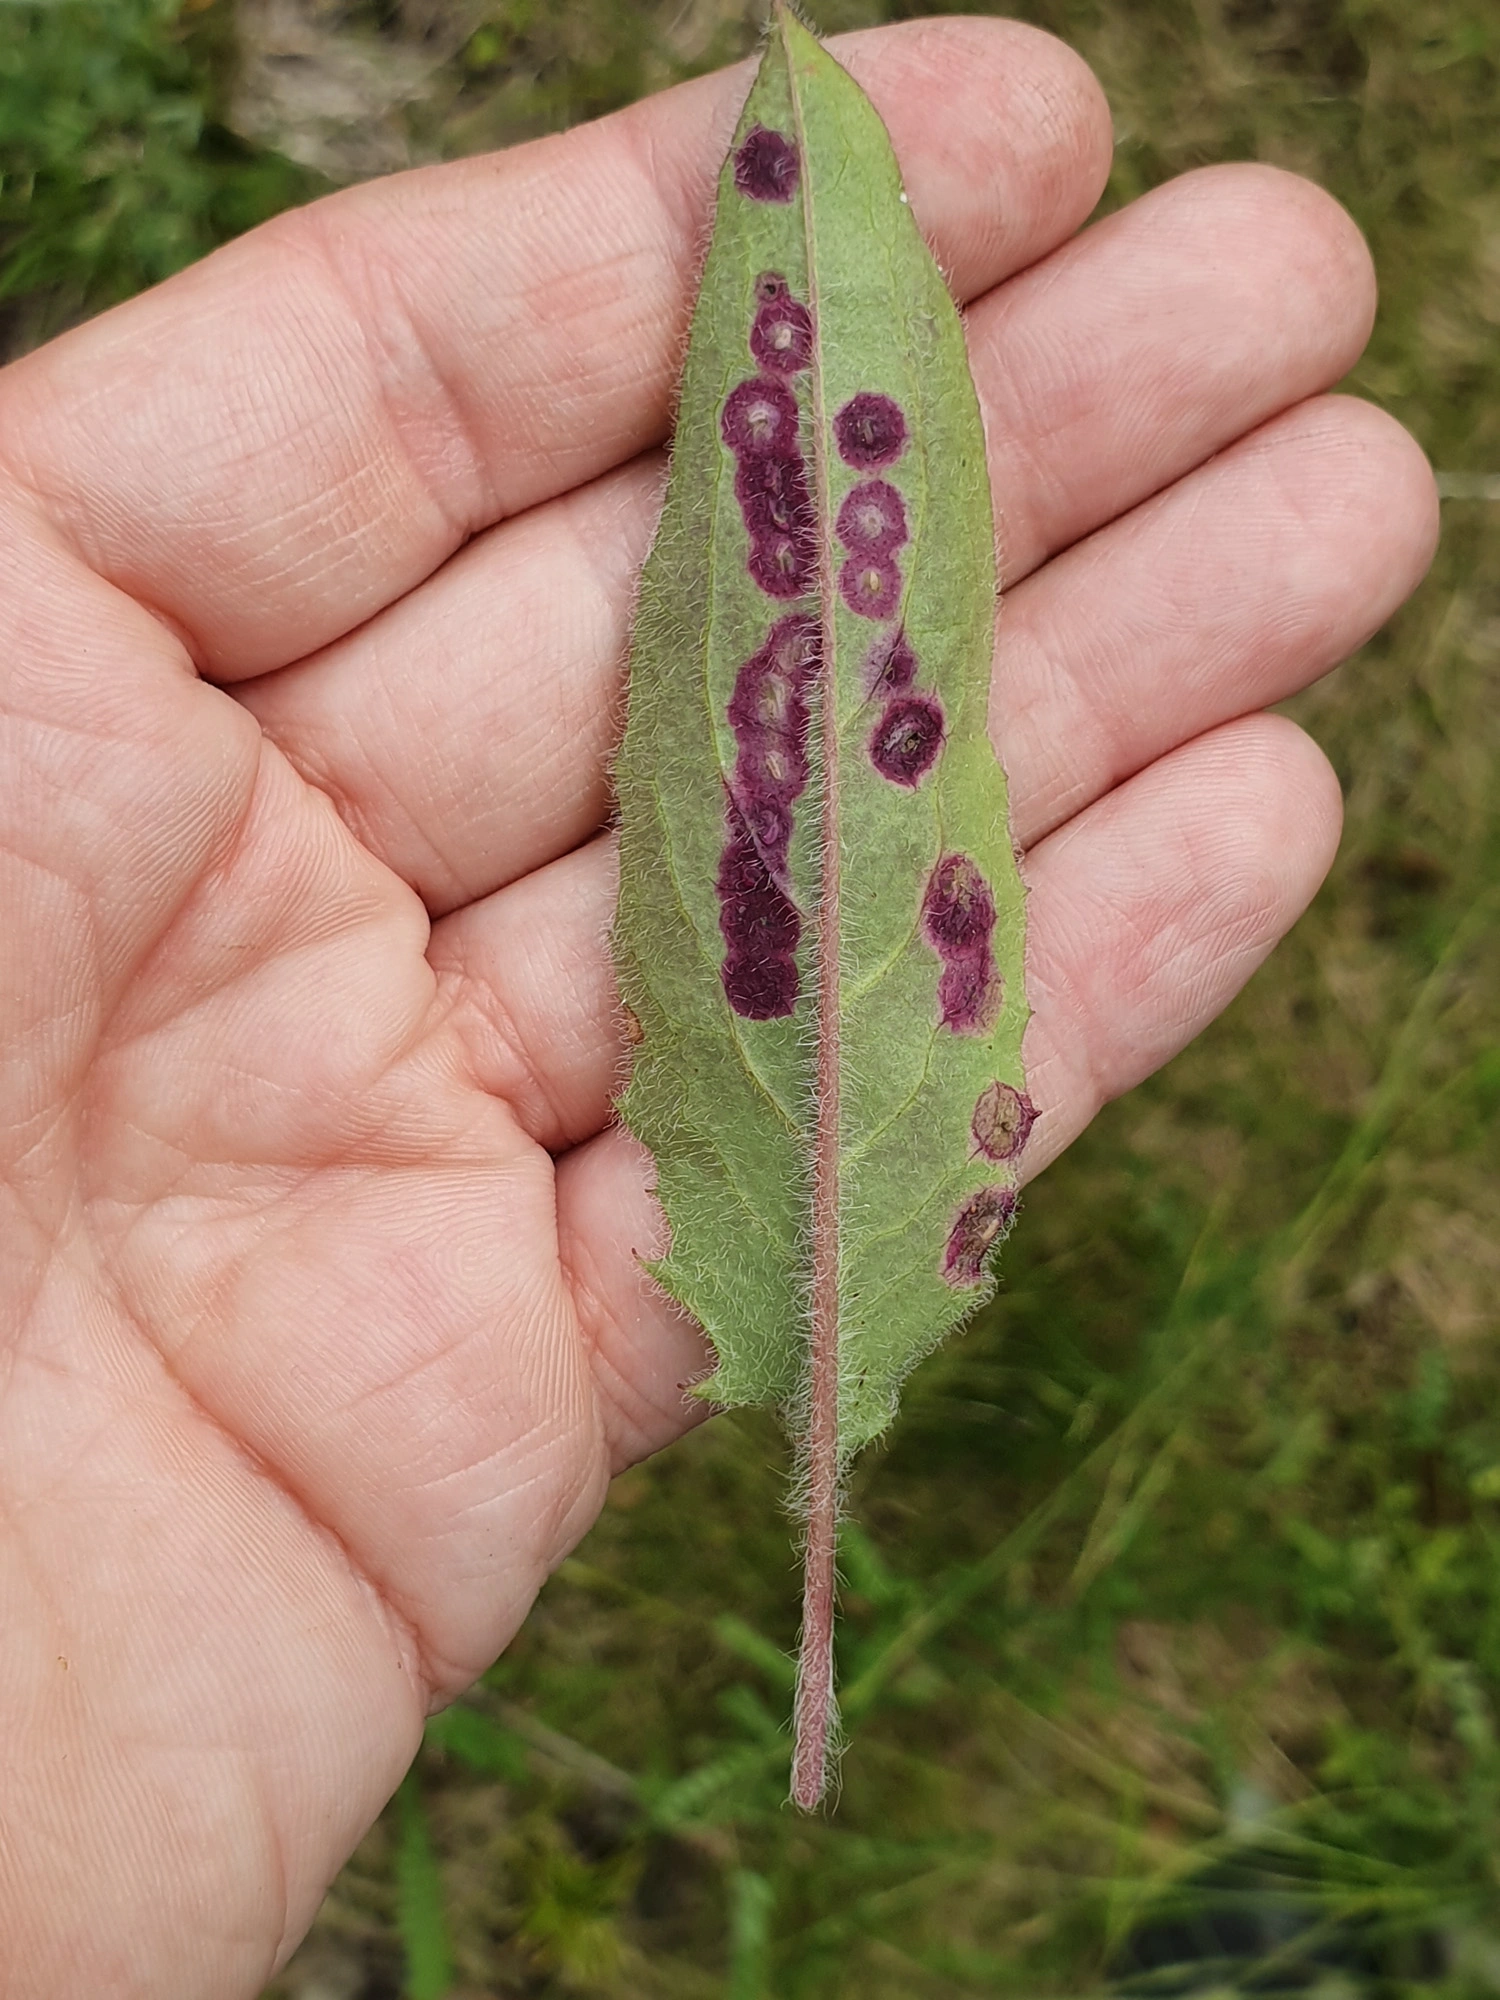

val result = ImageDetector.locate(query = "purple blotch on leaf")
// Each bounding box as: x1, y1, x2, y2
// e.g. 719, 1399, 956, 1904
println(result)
727, 613, 819, 766
942, 1186, 1017, 1288
870, 694, 944, 787
751, 294, 814, 376
922, 853, 996, 953
718, 619, 819, 1013
835, 479, 908, 558
834, 392, 908, 469
922, 853, 1000, 1033
751, 533, 816, 599
721, 377, 800, 457
734, 125, 800, 203
728, 617, 819, 847
840, 556, 902, 622
971, 1081, 1037, 1163
718, 801, 801, 1020
735, 453, 814, 541
937, 958, 998, 1035
864, 628, 919, 697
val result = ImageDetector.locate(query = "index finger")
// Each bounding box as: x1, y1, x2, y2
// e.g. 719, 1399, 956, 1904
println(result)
0, 18, 1110, 679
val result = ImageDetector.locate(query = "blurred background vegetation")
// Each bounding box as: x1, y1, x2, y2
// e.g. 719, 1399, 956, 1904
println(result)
4, 0, 1499, 1992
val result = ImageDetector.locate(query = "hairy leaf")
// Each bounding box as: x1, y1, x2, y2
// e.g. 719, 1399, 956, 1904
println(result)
612, 3, 1030, 1806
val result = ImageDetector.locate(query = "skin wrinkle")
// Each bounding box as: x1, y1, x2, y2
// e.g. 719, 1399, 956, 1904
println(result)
291, 206, 500, 551
14, 1266, 434, 1718
554, 1165, 689, 1475
435, 954, 582, 1153
100, 1181, 478, 1703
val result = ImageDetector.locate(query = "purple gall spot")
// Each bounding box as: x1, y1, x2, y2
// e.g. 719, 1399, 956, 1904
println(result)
735, 452, 814, 544
839, 556, 902, 622
834, 392, 908, 470
755, 271, 789, 302
723, 949, 799, 1020
937, 952, 999, 1035
728, 617, 819, 742
718, 802, 801, 1020
923, 855, 999, 1034
721, 377, 800, 457
719, 811, 801, 954
738, 794, 793, 860
869, 694, 944, 787
864, 627, 919, 697
726, 615, 820, 878
734, 125, 800, 204
717, 811, 774, 898
942, 1186, 1017, 1288
750, 295, 814, 376
751, 532, 817, 600
768, 611, 821, 681
971, 1081, 1037, 1163
922, 853, 996, 955
836, 479, 908, 558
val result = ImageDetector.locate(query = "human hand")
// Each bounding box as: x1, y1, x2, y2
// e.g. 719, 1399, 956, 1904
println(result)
0, 18, 1437, 1994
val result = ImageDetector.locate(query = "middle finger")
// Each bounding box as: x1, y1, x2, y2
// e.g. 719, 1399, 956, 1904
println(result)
240, 163, 1385, 914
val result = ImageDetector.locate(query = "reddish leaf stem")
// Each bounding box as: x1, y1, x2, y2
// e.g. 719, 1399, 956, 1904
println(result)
789, 5, 840, 1811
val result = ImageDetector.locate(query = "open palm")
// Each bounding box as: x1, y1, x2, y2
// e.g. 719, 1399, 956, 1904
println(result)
0, 18, 1436, 1995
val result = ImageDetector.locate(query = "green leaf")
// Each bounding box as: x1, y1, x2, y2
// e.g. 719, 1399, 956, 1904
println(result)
612, 3, 1028, 1805
424, 1700, 531, 1782
393, 1771, 455, 2000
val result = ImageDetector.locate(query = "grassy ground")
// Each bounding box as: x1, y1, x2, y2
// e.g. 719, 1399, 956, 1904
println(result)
5, 1, 1500, 1993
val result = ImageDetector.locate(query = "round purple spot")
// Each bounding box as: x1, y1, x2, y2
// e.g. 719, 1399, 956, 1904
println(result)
721, 377, 800, 457
864, 628, 918, 697
751, 533, 816, 599
735, 452, 813, 543
724, 949, 798, 1019
751, 295, 814, 375
718, 806, 801, 1020
734, 126, 801, 203
971, 1081, 1037, 1163
834, 392, 908, 469
870, 695, 944, 787
942, 1186, 1017, 1288
922, 853, 996, 955
840, 556, 902, 621
835, 479, 908, 558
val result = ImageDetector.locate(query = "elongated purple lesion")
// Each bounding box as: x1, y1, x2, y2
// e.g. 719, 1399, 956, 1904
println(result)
942, 1186, 1017, 1287
922, 853, 1000, 1033
718, 615, 821, 1020
734, 126, 800, 203
971, 1081, 1037, 1163
719, 802, 802, 1020
721, 279, 818, 604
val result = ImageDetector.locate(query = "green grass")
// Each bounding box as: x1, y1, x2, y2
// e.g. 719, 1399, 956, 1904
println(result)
5, 1, 1500, 1993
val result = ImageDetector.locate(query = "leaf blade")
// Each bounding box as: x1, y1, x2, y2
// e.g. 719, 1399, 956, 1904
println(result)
613, 3, 1030, 1806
